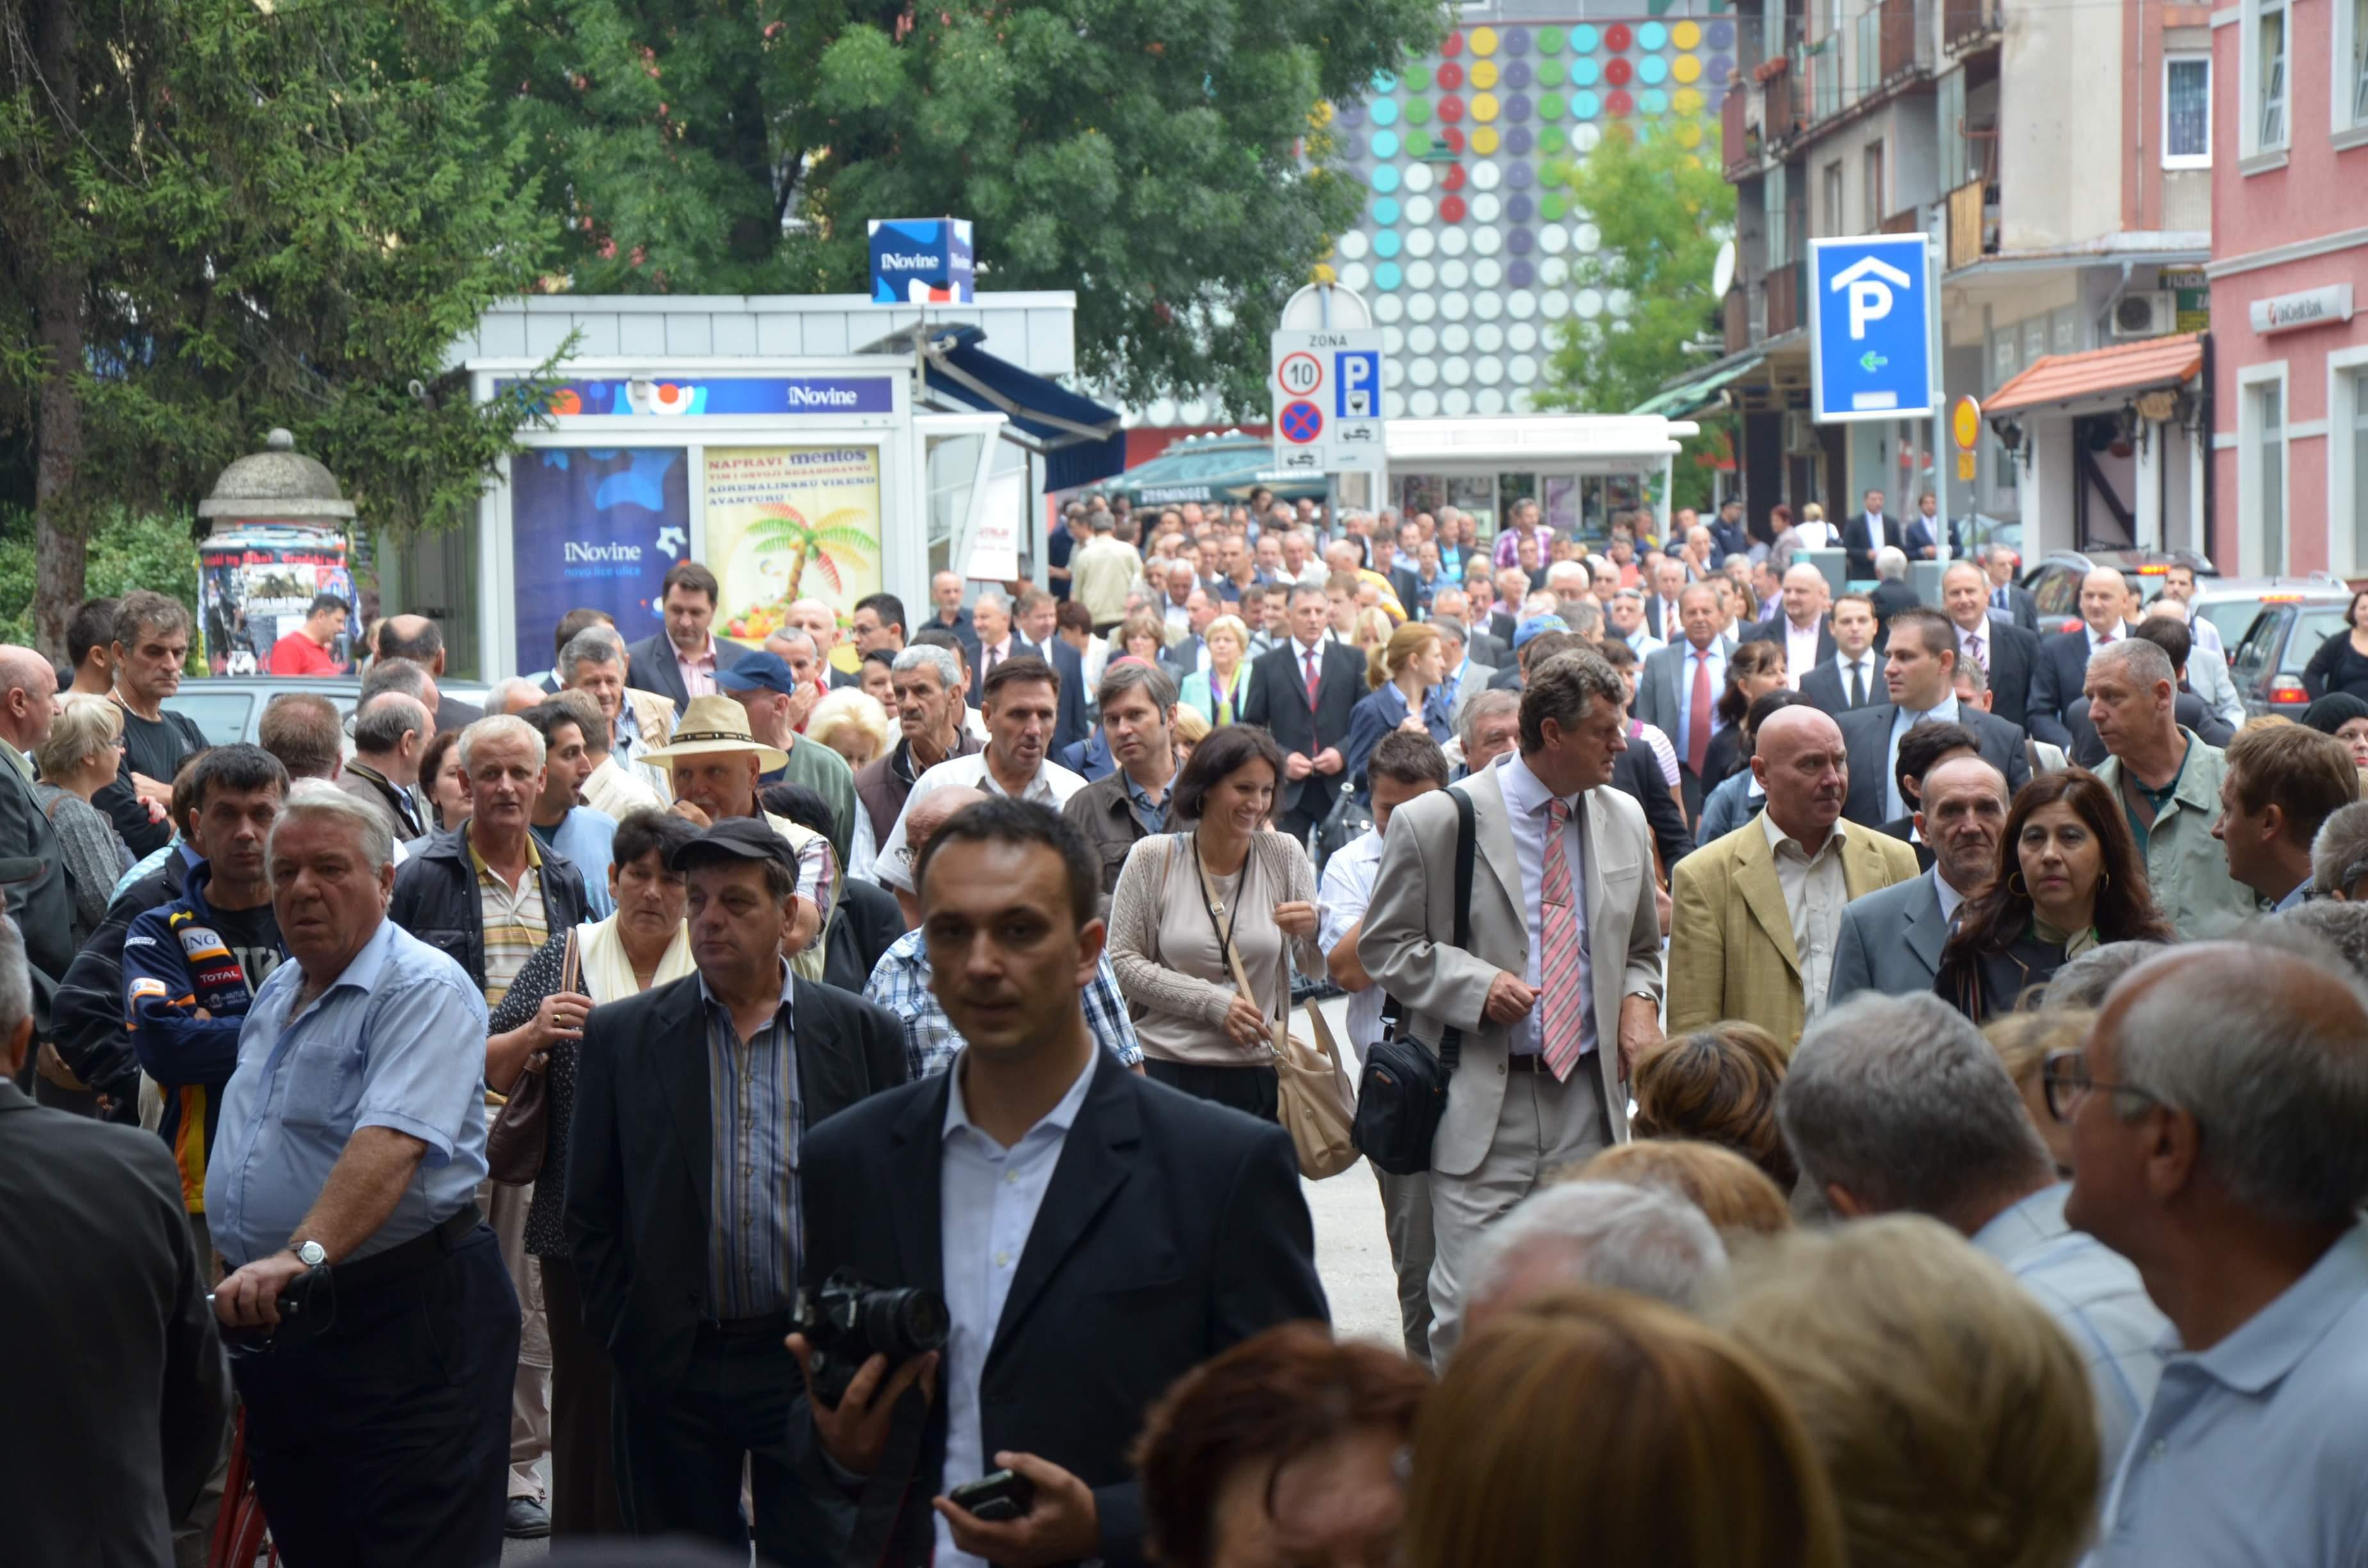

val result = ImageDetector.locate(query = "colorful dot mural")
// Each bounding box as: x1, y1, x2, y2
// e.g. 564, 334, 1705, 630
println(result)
1340, 13, 1728, 418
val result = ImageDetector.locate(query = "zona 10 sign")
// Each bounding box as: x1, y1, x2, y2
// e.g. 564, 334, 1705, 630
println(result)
1270, 327, 1386, 475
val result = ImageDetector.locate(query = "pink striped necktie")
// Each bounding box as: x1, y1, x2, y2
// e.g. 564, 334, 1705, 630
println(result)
1540, 797, 1584, 1082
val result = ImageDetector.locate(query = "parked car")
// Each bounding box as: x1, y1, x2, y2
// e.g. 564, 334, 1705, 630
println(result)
2019, 547, 2217, 631
2183, 575, 2352, 662
2227, 585, 2362, 719
161, 675, 491, 748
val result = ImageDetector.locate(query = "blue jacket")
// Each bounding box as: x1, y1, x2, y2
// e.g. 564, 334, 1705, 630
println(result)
122, 860, 285, 1213
1060, 729, 1116, 783
1342, 680, 1453, 806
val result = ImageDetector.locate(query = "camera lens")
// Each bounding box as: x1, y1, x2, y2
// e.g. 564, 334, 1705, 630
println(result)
862, 1286, 950, 1357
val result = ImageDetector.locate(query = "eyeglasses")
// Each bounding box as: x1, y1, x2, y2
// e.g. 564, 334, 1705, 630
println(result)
2040, 1049, 2159, 1123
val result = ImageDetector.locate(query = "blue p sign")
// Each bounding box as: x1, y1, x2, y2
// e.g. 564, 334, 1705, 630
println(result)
1336, 351, 1380, 419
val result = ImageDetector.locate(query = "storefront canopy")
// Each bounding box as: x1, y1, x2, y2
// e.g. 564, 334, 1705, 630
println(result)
918, 323, 1126, 490
1984, 332, 2204, 418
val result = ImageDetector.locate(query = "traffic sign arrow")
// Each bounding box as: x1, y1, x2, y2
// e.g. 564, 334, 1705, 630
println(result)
1859, 350, 1888, 373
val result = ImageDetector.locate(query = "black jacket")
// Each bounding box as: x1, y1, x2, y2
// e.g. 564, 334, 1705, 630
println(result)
51, 847, 195, 1113
2024, 626, 2105, 747
792, 1052, 1328, 1567
824, 878, 906, 995
1240, 640, 1365, 819
1611, 746, 1691, 879
0, 747, 77, 1001
0, 1081, 228, 1565
388, 824, 593, 993
1044, 635, 1090, 757
1838, 702, 2034, 828
565, 973, 907, 1396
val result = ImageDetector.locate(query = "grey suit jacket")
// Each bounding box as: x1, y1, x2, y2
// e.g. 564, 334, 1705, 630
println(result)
1825, 868, 1954, 1007
1635, 637, 1737, 760
1449, 662, 1499, 730
1358, 764, 1662, 1177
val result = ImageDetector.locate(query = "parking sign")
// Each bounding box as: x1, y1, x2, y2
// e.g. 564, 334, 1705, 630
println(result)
1808, 234, 1935, 423
1271, 328, 1385, 475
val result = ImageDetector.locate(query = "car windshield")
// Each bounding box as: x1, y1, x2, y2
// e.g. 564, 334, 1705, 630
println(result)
2196, 597, 2269, 652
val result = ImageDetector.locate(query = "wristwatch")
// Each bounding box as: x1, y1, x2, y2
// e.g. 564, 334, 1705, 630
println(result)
291, 1239, 328, 1268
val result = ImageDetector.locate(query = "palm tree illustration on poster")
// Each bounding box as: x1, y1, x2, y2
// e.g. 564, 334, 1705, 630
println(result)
703, 445, 882, 647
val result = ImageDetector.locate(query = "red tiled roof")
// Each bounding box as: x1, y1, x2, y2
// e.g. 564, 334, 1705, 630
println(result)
1984, 332, 2203, 416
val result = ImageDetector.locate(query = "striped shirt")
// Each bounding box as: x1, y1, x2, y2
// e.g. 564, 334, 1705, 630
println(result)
863, 928, 1144, 1081
471, 837, 549, 1011
702, 962, 802, 1320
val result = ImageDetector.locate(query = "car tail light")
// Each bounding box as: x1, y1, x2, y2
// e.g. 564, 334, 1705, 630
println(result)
2269, 678, 2310, 705
2137, 563, 2168, 575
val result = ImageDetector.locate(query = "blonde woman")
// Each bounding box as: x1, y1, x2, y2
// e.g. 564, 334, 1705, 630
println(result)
1114, 610, 1168, 669
1342, 619, 1451, 806
806, 686, 891, 772
1178, 613, 1256, 728
1350, 604, 1394, 654
1171, 703, 1211, 767
33, 694, 133, 940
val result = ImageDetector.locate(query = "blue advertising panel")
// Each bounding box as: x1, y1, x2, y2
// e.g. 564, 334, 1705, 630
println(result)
867, 218, 975, 305
511, 377, 897, 418
1808, 234, 1935, 423
507, 448, 689, 676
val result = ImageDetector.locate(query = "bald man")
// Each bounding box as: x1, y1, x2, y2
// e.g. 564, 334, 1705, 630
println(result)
0, 646, 75, 1000
1742, 563, 1836, 688
1668, 706, 1921, 1042
375, 614, 484, 734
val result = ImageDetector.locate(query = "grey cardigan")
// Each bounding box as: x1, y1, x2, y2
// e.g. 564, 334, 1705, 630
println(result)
1106, 829, 1323, 1066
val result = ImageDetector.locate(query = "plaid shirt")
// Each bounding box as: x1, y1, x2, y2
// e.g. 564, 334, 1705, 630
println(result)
702, 964, 802, 1320
864, 928, 1144, 1081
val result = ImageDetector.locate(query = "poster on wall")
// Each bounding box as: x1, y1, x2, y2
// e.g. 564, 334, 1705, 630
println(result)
508, 448, 689, 678
702, 446, 882, 649
200, 528, 356, 675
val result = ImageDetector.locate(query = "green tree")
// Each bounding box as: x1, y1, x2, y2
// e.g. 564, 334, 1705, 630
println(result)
491, 0, 1441, 411
1534, 119, 1735, 507
0, 0, 557, 656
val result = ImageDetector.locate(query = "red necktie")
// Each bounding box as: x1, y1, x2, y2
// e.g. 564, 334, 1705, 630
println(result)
1303, 648, 1320, 706
1687, 650, 1714, 776
1540, 798, 1587, 1082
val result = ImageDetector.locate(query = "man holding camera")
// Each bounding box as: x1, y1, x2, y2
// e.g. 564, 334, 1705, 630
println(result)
564, 817, 907, 1564
791, 799, 1327, 1567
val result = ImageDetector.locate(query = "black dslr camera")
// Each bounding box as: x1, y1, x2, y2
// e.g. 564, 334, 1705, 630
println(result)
796, 1269, 950, 1407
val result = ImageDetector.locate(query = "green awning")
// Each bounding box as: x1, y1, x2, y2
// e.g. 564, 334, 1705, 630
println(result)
1632, 352, 1765, 418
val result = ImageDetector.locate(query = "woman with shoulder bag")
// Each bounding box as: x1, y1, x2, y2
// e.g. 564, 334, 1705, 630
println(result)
482, 808, 700, 1537
1108, 725, 1324, 1123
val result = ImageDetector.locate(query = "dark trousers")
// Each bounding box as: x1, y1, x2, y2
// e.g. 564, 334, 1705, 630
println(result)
615, 1331, 848, 1568
1144, 1057, 1280, 1123
233, 1228, 518, 1567
539, 1254, 625, 1537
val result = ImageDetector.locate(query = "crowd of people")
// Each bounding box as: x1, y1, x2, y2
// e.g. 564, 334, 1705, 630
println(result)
1, 495, 2365, 1568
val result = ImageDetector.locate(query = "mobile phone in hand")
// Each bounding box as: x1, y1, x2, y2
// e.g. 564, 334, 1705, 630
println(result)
947, 1469, 1035, 1523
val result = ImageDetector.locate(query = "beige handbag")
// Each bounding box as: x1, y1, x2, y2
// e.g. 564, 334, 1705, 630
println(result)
1197, 849, 1360, 1179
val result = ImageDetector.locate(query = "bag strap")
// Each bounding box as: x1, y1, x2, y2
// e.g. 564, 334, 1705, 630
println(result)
559, 927, 582, 997
1196, 842, 1288, 1056
1378, 785, 1476, 1072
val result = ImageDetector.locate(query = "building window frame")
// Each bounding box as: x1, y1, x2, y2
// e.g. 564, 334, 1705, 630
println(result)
2332, 347, 2368, 576
1822, 158, 1847, 236
2163, 53, 2214, 167
2237, 361, 2291, 576
2241, 0, 2292, 167
2335, 0, 2368, 143
1863, 138, 1887, 222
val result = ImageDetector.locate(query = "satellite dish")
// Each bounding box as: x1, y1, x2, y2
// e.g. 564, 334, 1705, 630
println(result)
1712, 239, 1737, 299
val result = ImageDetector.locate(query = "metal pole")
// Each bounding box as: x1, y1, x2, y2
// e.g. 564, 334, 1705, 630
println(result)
1929, 233, 1950, 571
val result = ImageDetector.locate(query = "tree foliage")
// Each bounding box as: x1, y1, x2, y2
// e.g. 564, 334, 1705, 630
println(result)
491, 0, 1442, 411
0, 0, 557, 651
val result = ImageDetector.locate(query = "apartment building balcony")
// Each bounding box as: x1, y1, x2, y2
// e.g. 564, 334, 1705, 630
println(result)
1724, 88, 1755, 181
1777, 0, 1934, 151
1725, 288, 1752, 356
1945, 177, 2001, 269
1943, 0, 2006, 55
1766, 260, 1807, 337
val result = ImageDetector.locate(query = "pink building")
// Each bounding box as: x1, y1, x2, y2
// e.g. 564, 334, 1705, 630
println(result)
2208, 0, 2368, 576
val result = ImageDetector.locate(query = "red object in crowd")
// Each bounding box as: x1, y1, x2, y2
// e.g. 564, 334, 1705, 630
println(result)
267, 633, 342, 677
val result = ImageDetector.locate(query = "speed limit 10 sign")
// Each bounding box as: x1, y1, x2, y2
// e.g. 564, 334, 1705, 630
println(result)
1270, 327, 1386, 477
1276, 352, 1324, 398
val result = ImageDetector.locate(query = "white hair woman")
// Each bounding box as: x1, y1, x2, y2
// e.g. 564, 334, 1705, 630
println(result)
33, 693, 133, 940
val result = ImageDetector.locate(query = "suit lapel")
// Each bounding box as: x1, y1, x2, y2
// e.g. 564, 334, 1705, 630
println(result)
793, 983, 866, 1128
883, 1075, 953, 1296
1735, 827, 1802, 974
1903, 875, 1949, 975
1468, 767, 1525, 936
646, 981, 715, 1221
1840, 829, 1894, 899
989, 1056, 1139, 1366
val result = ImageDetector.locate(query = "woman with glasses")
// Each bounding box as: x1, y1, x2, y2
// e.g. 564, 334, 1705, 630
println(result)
1936, 770, 2173, 1023
31, 694, 134, 943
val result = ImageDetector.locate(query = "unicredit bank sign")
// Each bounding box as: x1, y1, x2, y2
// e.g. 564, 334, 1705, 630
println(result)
868, 218, 975, 306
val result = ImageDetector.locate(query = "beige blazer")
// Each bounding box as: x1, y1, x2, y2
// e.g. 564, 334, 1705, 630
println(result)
1666, 818, 1921, 1045
1358, 762, 1664, 1178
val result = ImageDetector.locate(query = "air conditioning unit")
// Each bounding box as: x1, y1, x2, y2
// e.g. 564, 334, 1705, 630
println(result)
1784, 411, 1821, 453
2110, 291, 2177, 339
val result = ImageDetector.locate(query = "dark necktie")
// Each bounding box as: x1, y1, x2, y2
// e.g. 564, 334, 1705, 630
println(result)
1849, 660, 1867, 708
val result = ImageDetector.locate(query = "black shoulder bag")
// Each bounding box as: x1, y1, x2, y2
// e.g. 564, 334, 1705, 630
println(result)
1353, 787, 1476, 1177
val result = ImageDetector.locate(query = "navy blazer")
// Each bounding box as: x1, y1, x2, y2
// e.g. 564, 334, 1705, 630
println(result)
2025, 628, 2103, 748
1838, 702, 2033, 828
623, 630, 755, 715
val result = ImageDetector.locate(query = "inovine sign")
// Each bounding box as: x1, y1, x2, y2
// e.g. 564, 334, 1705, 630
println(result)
867, 218, 976, 306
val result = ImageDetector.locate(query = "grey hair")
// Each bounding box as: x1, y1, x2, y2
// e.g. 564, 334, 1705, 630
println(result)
482, 676, 548, 715
1952, 655, 1990, 696
1722, 553, 1752, 573
1466, 1180, 1729, 1316
891, 643, 962, 692
1429, 614, 1468, 651
457, 713, 546, 775
270, 777, 395, 870
557, 625, 627, 683
2270, 901, 2368, 986
766, 626, 818, 660
1875, 545, 1908, 580
1518, 647, 1627, 755
0, 913, 29, 1051
2310, 801, 2368, 897
1459, 687, 1520, 752
1779, 992, 2055, 1223
2109, 943, 2368, 1225
352, 692, 431, 755
1545, 560, 1590, 592
1096, 656, 1177, 714
1560, 599, 1604, 639
2089, 636, 2175, 693
2043, 940, 2161, 1008
973, 589, 1011, 615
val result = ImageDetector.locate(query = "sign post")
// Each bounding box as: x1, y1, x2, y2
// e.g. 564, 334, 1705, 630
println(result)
1270, 325, 1387, 482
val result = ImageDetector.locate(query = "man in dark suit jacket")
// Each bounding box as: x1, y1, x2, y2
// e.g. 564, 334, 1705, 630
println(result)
1240, 586, 1365, 842
789, 799, 1325, 1568
1042, 633, 1090, 758
1796, 593, 1884, 719
1841, 489, 1905, 582
1981, 546, 2041, 631
626, 562, 756, 715
0, 906, 229, 1566
567, 819, 908, 1566
1941, 560, 2041, 730
0, 648, 77, 1006
1370, 537, 1421, 615
1836, 611, 2032, 827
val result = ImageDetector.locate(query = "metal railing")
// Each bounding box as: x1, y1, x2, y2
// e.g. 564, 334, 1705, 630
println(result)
1767, 260, 1807, 336
1943, 0, 2005, 50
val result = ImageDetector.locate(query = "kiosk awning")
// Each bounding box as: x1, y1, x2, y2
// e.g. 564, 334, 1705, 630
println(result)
918, 324, 1126, 490
1633, 352, 1766, 418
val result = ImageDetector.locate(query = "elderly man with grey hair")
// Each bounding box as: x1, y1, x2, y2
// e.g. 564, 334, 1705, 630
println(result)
849, 642, 977, 885
208, 782, 518, 1564
2042, 940, 2162, 1008
2083, 635, 2253, 938
341, 690, 433, 842
1782, 990, 2167, 1473
1462, 1180, 1728, 1336
1456, 686, 1522, 776
557, 624, 677, 798
2311, 799, 2368, 902
2070, 942, 2368, 1565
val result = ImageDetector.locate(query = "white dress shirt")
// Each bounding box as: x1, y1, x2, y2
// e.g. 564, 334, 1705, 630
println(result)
935, 1050, 1098, 1568
1316, 828, 1388, 1066
1783, 618, 1825, 690
1932, 862, 1969, 924
1955, 619, 1991, 676
1762, 812, 1850, 1015
1494, 752, 1593, 1061
876, 751, 1089, 892
1885, 692, 1961, 819
1833, 649, 1879, 709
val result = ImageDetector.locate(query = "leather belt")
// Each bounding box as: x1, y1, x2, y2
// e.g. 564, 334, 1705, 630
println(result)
700, 1311, 797, 1341
332, 1204, 484, 1294
1506, 1053, 1551, 1073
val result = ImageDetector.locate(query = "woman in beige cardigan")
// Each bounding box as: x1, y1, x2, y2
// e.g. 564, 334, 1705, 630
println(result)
1106, 724, 1324, 1122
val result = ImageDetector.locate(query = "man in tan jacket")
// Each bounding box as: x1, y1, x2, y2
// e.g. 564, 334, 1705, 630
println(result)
1668, 706, 1920, 1045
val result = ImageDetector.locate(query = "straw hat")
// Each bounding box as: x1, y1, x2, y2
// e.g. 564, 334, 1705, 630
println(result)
637, 694, 789, 772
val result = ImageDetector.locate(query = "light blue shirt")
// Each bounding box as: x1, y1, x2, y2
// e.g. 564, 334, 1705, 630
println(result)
700, 962, 800, 1320
935, 1048, 1099, 1568
1885, 692, 1961, 819
1493, 752, 1592, 1061
534, 806, 618, 919
206, 916, 490, 1267
2091, 1220, 2368, 1567
1673, 640, 1729, 761
1969, 1184, 2167, 1476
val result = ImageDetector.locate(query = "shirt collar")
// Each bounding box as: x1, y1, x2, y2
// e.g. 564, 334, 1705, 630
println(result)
1761, 809, 1848, 860
2176, 1220, 2368, 1394
677, 634, 719, 667
296, 913, 402, 1002
2275, 878, 2314, 913
943, 1044, 1099, 1145
1969, 1182, 2071, 1259
1933, 862, 1969, 921
1900, 691, 1960, 724
698, 958, 796, 1020
1499, 750, 1581, 822
466, 824, 543, 875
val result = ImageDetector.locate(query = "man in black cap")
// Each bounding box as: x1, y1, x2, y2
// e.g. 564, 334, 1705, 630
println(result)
566, 817, 907, 1565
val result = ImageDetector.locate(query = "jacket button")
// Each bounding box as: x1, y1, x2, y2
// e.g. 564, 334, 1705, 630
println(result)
1497, 1062, 1507, 1076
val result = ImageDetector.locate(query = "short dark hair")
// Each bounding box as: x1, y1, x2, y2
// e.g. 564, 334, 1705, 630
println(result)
550, 607, 614, 659
661, 561, 721, 607
1370, 730, 1451, 790
1098, 658, 1178, 715
1057, 600, 1095, 635
1744, 689, 1807, 750
377, 616, 447, 663
2226, 722, 2357, 842
1833, 591, 1877, 617
981, 653, 1059, 706
308, 592, 352, 620
519, 700, 587, 751
169, 746, 218, 835
853, 592, 907, 636
1896, 720, 1982, 801
1596, 636, 1638, 670
186, 742, 289, 819
1517, 630, 1581, 673
2132, 616, 2190, 672
67, 598, 117, 671
1887, 606, 1956, 660
910, 626, 967, 661
1520, 649, 1626, 753
258, 692, 343, 780
1170, 724, 1288, 826
760, 782, 834, 838
113, 589, 191, 649
611, 807, 698, 872
862, 647, 898, 673
913, 796, 1100, 929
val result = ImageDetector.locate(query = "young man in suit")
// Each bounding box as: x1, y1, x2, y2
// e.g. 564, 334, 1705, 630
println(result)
1360, 648, 1665, 1359
1825, 755, 2009, 1008
1842, 487, 1903, 582
1798, 593, 1884, 716
1941, 560, 2041, 731
625, 561, 755, 715
565, 819, 908, 1565
789, 799, 1326, 1568
1240, 584, 1364, 843
1837, 608, 2031, 827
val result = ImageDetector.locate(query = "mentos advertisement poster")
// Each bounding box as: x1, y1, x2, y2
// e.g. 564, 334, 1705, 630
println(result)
508, 447, 689, 677
702, 446, 882, 648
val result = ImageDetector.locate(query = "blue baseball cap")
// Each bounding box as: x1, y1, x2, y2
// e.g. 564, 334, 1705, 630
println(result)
715, 651, 800, 696
1512, 614, 1569, 651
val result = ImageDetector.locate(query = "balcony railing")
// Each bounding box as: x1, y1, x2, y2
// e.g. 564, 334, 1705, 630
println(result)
1787, 0, 1934, 139
1945, 178, 1995, 270
1943, 0, 2005, 50
1725, 288, 1751, 356
1879, 0, 1929, 81
1723, 88, 1754, 179
1763, 58, 1802, 143
1880, 206, 1924, 234
1767, 260, 1807, 336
